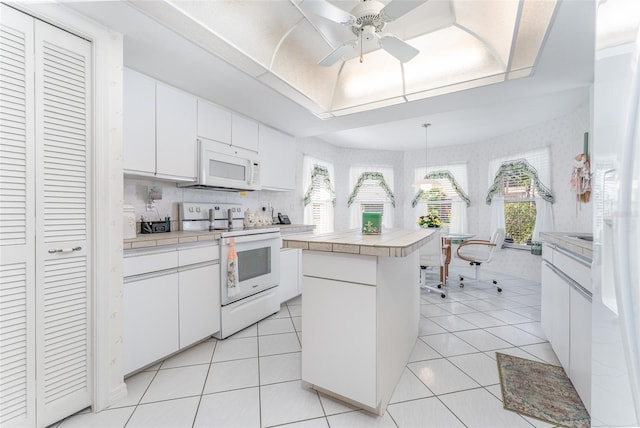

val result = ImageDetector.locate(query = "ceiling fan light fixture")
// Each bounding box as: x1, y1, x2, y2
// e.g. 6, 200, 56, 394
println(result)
309, 0, 422, 66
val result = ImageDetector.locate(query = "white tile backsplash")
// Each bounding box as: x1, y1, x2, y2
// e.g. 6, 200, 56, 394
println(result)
124, 178, 300, 226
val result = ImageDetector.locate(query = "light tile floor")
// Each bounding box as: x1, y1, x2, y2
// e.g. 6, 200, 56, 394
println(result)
52, 264, 562, 428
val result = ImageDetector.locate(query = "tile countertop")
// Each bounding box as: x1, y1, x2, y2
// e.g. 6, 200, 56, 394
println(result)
540, 232, 593, 260
282, 228, 438, 258
243, 224, 315, 235
123, 224, 315, 250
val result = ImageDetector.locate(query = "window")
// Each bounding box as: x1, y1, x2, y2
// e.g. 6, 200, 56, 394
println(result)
413, 165, 469, 233
303, 156, 335, 234
422, 187, 452, 226
487, 148, 554, 245
348, 166, 395, 229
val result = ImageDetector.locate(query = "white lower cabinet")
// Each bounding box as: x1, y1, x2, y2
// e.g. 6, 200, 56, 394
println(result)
541, 262, 570, 369
279, 248, 301, 304
123, 242, 220, 374
301, 250, 420, 414
303, 276, 377, 407
124, 272, 180, 374
541, 243, 592, 412
179, 263, 221, 348
570, 285, 592, 410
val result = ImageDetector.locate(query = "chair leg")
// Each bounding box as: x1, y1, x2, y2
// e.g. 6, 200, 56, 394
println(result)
420, 267, 446, 298
458, 263, 502, 292
458, 262, 479, 288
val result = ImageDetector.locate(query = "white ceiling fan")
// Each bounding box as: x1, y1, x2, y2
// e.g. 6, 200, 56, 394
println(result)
300, 0, 425, 66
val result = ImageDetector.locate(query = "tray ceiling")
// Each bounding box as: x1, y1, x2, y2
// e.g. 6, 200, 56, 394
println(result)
128, 0, 558, 118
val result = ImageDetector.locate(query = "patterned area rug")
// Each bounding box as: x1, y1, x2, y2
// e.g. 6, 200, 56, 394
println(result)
496, 352, 590, 428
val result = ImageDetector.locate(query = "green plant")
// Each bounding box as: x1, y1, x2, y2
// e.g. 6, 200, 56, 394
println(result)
504, 201, 536, 244
530, 241, 542, 255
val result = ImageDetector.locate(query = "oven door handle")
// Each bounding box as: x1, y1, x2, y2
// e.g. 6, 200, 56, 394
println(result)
221, 233, 281, 245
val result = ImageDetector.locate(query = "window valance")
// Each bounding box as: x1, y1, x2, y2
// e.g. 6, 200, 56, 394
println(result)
303, 165, 336, 207
347, 172, 396, 208
411, 170, 471, 208
486, 159, 554, 205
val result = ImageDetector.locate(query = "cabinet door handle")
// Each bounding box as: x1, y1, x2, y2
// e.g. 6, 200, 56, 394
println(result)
48, 246, 82, 254
542, 261, 592, 301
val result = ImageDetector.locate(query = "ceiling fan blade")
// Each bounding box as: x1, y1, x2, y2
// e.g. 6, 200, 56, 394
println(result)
318, 41, 358, 67
299, 0, 356, 25
377, 34, 419, 63
380, 0, 425, 22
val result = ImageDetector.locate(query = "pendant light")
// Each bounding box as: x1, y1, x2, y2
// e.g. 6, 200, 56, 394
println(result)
414, 123, 440, 191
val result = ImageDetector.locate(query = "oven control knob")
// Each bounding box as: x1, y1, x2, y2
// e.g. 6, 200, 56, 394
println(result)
188, 207, 194, 213
196, 207, 201, 212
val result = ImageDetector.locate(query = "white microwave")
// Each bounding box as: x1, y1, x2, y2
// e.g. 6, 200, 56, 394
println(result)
179, 138, 261, 191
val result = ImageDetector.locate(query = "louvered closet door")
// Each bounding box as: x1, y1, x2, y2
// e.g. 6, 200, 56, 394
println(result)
0, 5, 36, 428
33, 19, 92, 427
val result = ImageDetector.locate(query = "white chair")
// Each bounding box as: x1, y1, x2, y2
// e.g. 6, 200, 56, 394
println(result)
456, 228, 505, 292
419, 228, 447, 299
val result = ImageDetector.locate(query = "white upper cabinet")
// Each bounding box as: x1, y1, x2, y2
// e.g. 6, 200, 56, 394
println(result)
197, 99, 231, 144
123, 69, 197, 182
259, 125, 296, 190
156, 83, 197, 181
123, 68, 155, 176
123, 69, 276, 182
232, 114, 259, 152
197, 100, 258, 152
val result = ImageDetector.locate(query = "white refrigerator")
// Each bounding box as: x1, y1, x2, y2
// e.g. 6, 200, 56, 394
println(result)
592, 1, 640, 426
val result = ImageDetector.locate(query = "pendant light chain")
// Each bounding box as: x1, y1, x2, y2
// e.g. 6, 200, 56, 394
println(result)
360, 27, 364, 63
423, 123, 431, 172
414, 123, 439, 191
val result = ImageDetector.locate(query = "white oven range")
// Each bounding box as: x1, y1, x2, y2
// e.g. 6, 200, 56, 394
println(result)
180, 202, 281, 339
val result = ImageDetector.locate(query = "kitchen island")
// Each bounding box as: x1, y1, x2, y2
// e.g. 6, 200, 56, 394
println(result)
282, 228, 438, 415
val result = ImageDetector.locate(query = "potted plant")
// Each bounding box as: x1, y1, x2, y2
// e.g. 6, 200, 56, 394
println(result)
530, 241, 542, 255
418, 209, 441, 228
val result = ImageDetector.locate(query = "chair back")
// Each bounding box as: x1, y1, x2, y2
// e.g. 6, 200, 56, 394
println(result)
490, 228, 505, 248
486, 228, 505, 263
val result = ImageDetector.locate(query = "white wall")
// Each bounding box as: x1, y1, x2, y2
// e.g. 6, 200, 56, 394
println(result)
297, 137, 405, 232
403, 103, 593, 281
403, 103, 592, 234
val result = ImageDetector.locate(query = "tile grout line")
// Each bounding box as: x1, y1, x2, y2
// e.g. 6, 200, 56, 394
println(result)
256, 322, 264, 428
122, 362, 162, 428
189, 338, 218, 428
